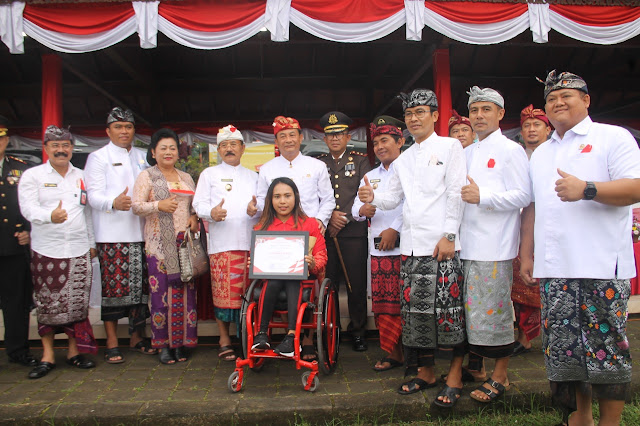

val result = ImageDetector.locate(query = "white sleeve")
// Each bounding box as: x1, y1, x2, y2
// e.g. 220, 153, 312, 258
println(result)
193, 169, 214, 221
18, 169, 52, 224
315, 163, 336, 226
351, 175, 367, 222
84, 152, 115, 213
478, 146, 532, 211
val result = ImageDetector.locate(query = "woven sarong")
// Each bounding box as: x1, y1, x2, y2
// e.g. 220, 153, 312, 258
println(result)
400, 254, 465, 349
511, 256, 540, 308
210, 251, 249, 310
31, 251, 92, 326
98, 242, 149, 307
371, 255, 401, 315
38, 319, 97, 354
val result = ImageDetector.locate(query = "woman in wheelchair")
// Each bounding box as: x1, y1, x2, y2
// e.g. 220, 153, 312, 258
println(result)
251, 177, 327, 357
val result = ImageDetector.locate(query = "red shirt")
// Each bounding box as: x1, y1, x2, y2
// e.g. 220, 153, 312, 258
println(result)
255, 215, 327, 276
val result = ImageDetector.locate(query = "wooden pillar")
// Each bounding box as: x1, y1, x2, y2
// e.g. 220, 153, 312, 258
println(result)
41, 54, 63, 162
433, 49, 452, 137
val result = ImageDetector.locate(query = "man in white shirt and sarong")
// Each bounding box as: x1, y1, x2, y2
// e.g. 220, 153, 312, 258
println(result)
19, 126, 97, 379
84, 107, 155, 363
358, 89, 467, 407
352, 115, 404, 371
460, 87, 531, 403
193, 125, 259, 362
520, 70, 640, 426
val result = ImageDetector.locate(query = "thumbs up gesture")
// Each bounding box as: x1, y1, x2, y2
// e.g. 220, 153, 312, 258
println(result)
246, 195, 258, 217
51, 200, 68, 223
158, 194, 179, 213
358, 175, 374, 203
461, 175, 480, 204
555, 168, 586, 202
113, 186, 132, 211
211, 199, 227, 222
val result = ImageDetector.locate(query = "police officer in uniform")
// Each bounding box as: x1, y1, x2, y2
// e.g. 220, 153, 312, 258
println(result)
319, 111, 372, 351
0, 116, 36, 367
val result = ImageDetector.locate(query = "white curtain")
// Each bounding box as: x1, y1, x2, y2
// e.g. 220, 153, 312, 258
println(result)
405, 0, 425, 42
550, 10, 640, 45
0, 1, 25, 54
528, 3, 551, 44
265, 0, 291, 42
133, 0, 159, 49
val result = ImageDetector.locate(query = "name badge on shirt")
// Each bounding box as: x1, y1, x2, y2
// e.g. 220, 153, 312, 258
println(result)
112, 163, 123, 166
138, 158, 145, 169
370, 179, 381, 190
221, 179, 233, 182
44, 183, 57, 188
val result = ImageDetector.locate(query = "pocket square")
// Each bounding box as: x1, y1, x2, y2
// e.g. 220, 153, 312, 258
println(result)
487, 158, 496, 168
580, 144, 592, 153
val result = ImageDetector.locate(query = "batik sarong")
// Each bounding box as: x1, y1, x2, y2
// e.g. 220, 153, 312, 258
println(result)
511, 256, 541, 341
400, 255, 465, 349
371, 255, 402, 353
148, 254, 198, 349
463, 260, 514, 352
31, 251, 98, 354
98, 242, 149, 307
210, 251, 249, 327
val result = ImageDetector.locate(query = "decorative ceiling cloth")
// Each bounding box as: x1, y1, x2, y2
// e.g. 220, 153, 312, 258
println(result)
1, 0, 639, 53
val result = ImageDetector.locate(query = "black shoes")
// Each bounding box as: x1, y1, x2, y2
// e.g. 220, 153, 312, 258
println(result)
274, 334, 297, 357
352, 336, 368, 352
9, 352, 38, 367
252, 332, 270, 351
66, 355, 95, 369
28, 361, 55, 379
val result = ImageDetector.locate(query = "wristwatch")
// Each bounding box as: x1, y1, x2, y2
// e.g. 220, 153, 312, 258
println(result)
444, 233, 456, 242
583, 181, 597, 200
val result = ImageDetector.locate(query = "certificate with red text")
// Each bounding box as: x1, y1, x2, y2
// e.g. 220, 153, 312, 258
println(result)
249, 231, 309, 280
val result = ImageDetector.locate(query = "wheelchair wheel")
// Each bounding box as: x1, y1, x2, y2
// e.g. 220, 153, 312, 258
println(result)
240, 279, 261, 359
227, 370, 243, 393
316, 278, 340, 375
301, 371, 319, 392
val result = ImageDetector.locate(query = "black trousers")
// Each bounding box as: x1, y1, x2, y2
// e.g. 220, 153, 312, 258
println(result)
260, 280, 300, 333
325, 236, 368, 337
0, 254, 32, 358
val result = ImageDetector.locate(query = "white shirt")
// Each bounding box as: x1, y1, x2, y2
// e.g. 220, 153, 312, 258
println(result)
84, 142, 148, 243
257, 153, 335, 226
18, 161, 95, 259
193, 162, 259, 254
530, 116, 640, 279
460, 129, 531, 261
352, 163, 403, 257
372, 132, 466, 256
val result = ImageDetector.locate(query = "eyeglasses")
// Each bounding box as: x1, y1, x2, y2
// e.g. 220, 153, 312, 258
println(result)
324, 132, 348, 139
403, 109, 431, 120
49, 143, 72, 150
218, 141, 242, 149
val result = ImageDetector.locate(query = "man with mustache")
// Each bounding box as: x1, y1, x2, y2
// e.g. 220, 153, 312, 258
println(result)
193, 125, 258, 361
0, 116, 37, 369
84, 107, 154, 364
18, 125, 98, 378
520, 70, 640, 426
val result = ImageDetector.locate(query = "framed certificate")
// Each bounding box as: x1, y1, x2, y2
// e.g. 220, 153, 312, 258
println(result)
249, 231, 309, 280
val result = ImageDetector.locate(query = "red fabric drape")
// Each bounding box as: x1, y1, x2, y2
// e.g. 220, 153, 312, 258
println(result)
41, 54, 63, 162
159, 0, 266, 32
630, 241, 640, 295
433, 49, 452, 138
426, 2, 527, 24
550, 5, 640, 27
292, 0, 404, 23
24, 3, 134, 35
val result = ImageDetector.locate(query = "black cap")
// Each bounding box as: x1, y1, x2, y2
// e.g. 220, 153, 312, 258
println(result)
320, 111, 352, 134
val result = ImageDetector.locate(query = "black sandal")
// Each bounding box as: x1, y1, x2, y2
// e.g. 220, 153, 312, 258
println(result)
159, 348, 176, 365
373, 357, 403, 372
131, 339, 158, 355
174, 347, 189, 362
66, 354, 95, 369
104, 347, 125, 364
470, 377, 510, 403
397, 378, 437, 395
434, 385, 462, 408
301, 345, 317, 362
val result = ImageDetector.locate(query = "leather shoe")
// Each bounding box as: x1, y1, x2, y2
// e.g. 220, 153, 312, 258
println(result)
9, 352, 38, 367
352, 336, 368, 352
66, 354, 95, 369
28, 361, 55, 379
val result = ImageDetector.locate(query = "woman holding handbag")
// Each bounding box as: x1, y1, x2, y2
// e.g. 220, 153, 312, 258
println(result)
132, 128, 199, 364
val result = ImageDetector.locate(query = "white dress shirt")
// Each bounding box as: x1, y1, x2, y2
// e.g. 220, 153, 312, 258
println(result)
352, 163, 403, 257
18, 161, 95, 259
372, 133, 466, 256
193, 162, 259, 254
257, 153, 335, 226
460, 129, 531, 261
530, 116, 640, 279
84, 142, 148, 243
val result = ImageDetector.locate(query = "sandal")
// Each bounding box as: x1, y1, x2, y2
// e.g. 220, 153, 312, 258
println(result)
470, 377, 510, 403
434, 385, 462, 408
512, 341, 531, 357
104, 347, 125, 364
159, 348, 176, 365
301, 345, 317, 362
66, 354, 95, 369
397, 378, 437, 395
373, 357, 403, 372
218, 345, 237, 362
174, 347, 190, 362
440, 367, 483, 383
130, 339, 158, 355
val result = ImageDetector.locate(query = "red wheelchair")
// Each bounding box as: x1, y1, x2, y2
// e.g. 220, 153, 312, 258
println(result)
227, 277, 340, 392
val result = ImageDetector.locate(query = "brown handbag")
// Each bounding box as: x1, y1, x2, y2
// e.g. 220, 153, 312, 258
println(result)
178, 229, 209, 282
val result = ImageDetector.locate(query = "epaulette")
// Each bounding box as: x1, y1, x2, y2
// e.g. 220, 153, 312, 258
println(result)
318, 153, 329, 158
349, 151, 367, 157
7, 155, 26, 164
